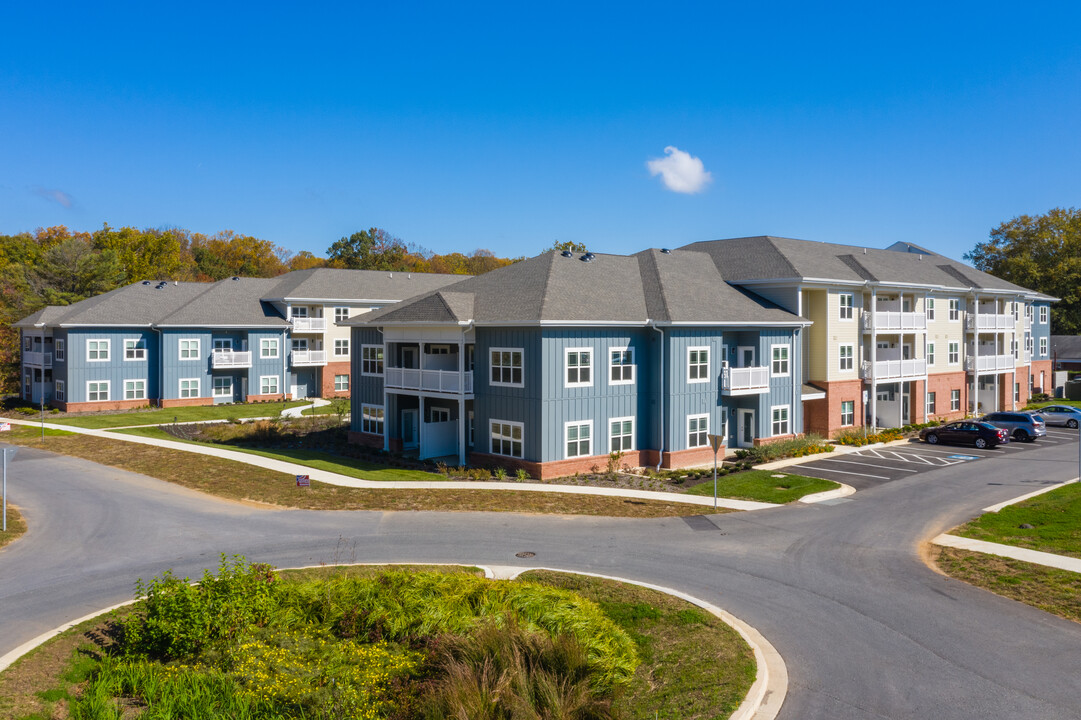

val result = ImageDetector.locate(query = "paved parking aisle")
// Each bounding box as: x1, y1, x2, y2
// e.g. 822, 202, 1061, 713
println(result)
792, 429, 1078, 490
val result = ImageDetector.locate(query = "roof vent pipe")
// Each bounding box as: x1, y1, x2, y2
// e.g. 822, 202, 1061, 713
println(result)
660, 248, 671, 254
561, 250, 574, 258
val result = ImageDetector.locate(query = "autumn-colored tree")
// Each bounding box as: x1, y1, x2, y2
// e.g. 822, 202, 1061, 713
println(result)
289, 250, 326, 271
92, 224, 188, 281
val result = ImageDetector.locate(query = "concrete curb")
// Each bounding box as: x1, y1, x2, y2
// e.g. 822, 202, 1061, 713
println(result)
931, 533, 1081, 574
2, 417, 778, 511
0, 563, 787, 720
799, 482, 856, 504
981, 477, 1078, 513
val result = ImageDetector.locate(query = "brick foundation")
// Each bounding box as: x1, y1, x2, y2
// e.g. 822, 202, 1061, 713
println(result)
926, 371, 968, 422
244, 393, 288, 403
321, 361, 352, 398
801, 378, 864, 438
159, 396, 214, 408
55, 399, 154, 413
347, 430, 383, 448
468, 450, 648, 480
753, 434, 796, 447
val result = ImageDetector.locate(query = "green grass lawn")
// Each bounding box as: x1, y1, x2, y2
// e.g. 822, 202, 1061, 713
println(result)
953, 482, 1081, 558
111, 426, 445, 482
1025, 399, 1081, 409
684, 468, 838, 503
41, 401, 309, 429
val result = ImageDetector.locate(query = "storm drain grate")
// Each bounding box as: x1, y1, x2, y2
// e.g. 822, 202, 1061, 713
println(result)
515, 551, 536, 558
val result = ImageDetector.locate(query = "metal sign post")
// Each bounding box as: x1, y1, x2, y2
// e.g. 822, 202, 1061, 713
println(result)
707, 434, 725, 510
2, 448, 16, 532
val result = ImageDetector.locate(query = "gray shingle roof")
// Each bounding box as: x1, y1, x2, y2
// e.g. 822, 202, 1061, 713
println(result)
266, 268, 467, 302
157, 277, 289, 327
347, 249, 804, 327
1050, 335, 1081, 360
15, 281, 211, 327
681, 235, 1050, 297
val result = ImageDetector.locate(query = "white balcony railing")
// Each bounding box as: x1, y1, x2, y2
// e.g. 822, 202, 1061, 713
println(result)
965, 354, 1014, 373
291, 317, 327, 332
863, 311, 926, 332
385, 367, 473, 394
1024, 315, 1032, 330
966, 314, 1013, 331
291, 350, 327, 366
211, 350, 252, 368
721, 365, 770, 395
1024, 351, 1032, 363
23, 351, 53, 367
861, 358, 927, 381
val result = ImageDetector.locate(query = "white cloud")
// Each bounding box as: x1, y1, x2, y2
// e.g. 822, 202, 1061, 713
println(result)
646, 146, 712, 194
33, 187, 74, 208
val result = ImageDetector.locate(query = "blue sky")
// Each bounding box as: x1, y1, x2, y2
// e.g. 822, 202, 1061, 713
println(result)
2, 1, 1079, 262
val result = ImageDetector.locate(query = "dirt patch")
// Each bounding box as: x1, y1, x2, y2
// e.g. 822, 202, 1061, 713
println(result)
0, 505, 26, 551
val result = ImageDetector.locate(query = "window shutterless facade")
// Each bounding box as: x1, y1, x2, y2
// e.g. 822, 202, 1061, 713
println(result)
335, 374, 349, 391
948, 299, 960, 321
55, 379, 65, 401
490, 348, 523, 387
361, 404, 384, 434
771, 344, 790, 377
1040, 337, 1048, 355
565, 420, 592, 458
687, 347, 709, 383
260, 339, 279, 359
926, 298, 935, 321
609, 348, 634, 384
87, 339, 110, 361
1040, 306, 1048, 324
334, 307, 349, 323
23, 336, 31, 352
1014, 383, 1020, 402
214, 377, 232, 397
179, 339, 200, 360
124, 338, 146, 361
609, 417, 634, 452
927, 342, 935, 366
125, 379, 146, 400
334, 339, 349, 357
565, 348, 593, 387
687, 414, 708, 448
431, 407, 450, 423
951, 389, 961, 411
490, 420, 523, 458
839, 344, 853, 371
771, 405, 790, 436
840, 401, 854, 426
361, 345, 383, 375
213, 339, 232, 352
838, 293, 854, 320
260, 375, 279, 394
54, 339, 65, 361
948, 342, 959, 365
926, 392, 936, 416
179, 378, 200, 398
87, 380, 109, 402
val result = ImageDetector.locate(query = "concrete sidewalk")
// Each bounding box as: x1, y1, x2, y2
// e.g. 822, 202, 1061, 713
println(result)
2, 417, 778, 511
932, 533, 1081, 573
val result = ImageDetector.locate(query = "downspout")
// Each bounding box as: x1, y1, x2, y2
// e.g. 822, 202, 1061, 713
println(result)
153, 326, 163, 407
377, 326, 389, 451
282, 330, 287, 400
458, 321, 473, 467
649, 320, 664, 471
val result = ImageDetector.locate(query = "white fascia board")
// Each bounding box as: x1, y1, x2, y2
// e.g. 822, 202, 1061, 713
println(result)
268, 297, 404, 304
154, 324, 290, 329
57, 323, 154, 328
658, 320, 812, 328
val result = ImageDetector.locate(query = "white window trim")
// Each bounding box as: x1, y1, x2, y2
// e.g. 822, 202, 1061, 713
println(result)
87, 339, 111, 363
926, 392, 936, 416
334, 306, 350, 323
260, 338, 280, 359
564, 347, 594, 389
55, 339, 65, 361
609, 415, 635, 453
951, 389, 961, 411
1040, 306, 1048, 324
838, 293, 854, 321
124, 379, 147, 400
687, 346, 710, 385
608, 347, 635, 386
123, 338, 147, 361
490, 418, 524, 458
1040, 337, 1048, 356
948, 299, 961, 322
259, 374, 280, 395
87, 380, 110, 402
687, 413, 709, 449
770, 344, 791, 378
490, 347, 524, 388
771, 404, 791, 437
564, 419, 593, 459
334, 338, 350, 357
213, 376, 233, 397
838, 344, 854, 373
179, 338, 201, 361
840, 400, 855, 427
431, 406, 451, 423
334, 374, 350, 391
55, 379, 65, 401
948, 342, 960, 366
361, 404, 384, 434
926, 298, 936, 321
360, 345, 384, 376
178, 378, 200, 399
213, 338, 233, 352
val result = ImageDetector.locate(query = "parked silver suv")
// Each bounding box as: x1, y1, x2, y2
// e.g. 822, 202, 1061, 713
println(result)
979, 412, 1047, 442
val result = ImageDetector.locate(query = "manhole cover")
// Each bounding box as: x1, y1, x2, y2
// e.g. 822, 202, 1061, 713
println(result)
515, 551, 536, 558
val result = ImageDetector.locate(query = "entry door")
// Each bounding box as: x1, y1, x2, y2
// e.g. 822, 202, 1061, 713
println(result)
402, 347, 419, 369
902, 392, 910, 424
402, 409, 419, 449
737, 409, 756, 448
738, 346, 755, 367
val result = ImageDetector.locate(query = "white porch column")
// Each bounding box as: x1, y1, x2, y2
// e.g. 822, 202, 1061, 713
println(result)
870, 287, 877, 430
458, 334, 466, 466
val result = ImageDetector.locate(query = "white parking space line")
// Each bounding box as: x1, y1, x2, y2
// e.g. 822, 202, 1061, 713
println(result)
855, 448, 963, 466
818, 458, 919, 473
901, 445, 998, 456
796, 465, 890, 480
1046, 430, 1078, 438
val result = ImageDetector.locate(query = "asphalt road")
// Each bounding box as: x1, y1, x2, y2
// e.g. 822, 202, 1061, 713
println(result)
2, 439, 1081, 719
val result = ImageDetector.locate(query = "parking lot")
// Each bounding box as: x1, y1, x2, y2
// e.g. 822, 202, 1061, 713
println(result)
792, 426, 1080, 490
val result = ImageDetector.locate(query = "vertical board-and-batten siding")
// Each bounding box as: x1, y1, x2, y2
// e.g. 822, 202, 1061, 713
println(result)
67, 328, 159, 403
472, 328, 542, 460
348, 327, 385, 435
665, 328, 724, 453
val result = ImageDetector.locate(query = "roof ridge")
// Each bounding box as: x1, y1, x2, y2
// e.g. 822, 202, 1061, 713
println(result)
763, 237, 801, 278
647, 250, 672, 321
537, 251, 559, 321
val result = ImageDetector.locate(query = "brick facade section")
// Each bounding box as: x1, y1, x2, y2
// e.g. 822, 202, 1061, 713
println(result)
802, 378, 863, 438
55, 399, 153, 413
346, 430, 383, 448
244, 393, 288, 403
159, 396, 214, 408
926, 371, 968, 422
1031, 360, 1053, 395
321, 361, 352, 398
469, 450, 649, 480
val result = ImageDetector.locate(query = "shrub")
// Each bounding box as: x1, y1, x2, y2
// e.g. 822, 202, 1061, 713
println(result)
494, 467, 508, 480
733, 434, 833, 464
515, 468, 530, 482
834, 427, 906, 446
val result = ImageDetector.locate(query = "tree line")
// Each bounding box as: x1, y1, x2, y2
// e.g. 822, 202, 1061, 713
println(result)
0, 224, 520, 393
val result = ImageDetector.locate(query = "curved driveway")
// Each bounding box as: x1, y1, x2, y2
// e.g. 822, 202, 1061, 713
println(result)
2, 441, 1081, 719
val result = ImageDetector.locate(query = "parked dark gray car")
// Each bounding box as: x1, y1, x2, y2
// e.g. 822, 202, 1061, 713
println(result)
979, 411, 1047, 442
1027, 405, 1081, 428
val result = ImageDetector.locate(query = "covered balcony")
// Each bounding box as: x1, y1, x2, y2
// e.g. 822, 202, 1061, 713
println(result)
965, 354, 1014, 373
862, 311, 926, 332
861, 357, 927, 382
385, 367, 473, 393
291, 317, 327, 333
23, 351, 53, 368
721, 364, 769, 395
291, 349, 327, 366
966, 314, 1012, 331
211, 350, 252, 369
383, 340, 474, 396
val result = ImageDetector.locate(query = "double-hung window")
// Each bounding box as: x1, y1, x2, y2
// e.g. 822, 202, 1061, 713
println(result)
361, 405, 384, 434
565, 348, 592, 387
213, 339, 232, 353
948, 299, 960, 321
948, 342, 959, 365
609, 417, 634, 452
54, 339, 65, 361
334, 307, 349, 323
771, 406, 790, 436
838, 293, 854, 320
335, 374, 349, 391
490, 420, 523, 458
179, 378, 200, 399
926, 298, 935, 321
609, 348, 634, 384
124, 338, 146, 361
927, 392, 936, 416
334, 339, 349, 357
1040, 306, 1048, 324
1040, 337, 1048, 356
687, 414, 708, 448
125, 379, 147, 400
1014, 383, 1020, 403
927, 342, 935, 366
260, 338, 279, 359
840, 400, 854, 426
361, 346, 383, 375
55, 379, 65, 401
87, 381, 109, 402
23, 336, 31, 352
839, 344, 854, 371
565, 420, 592, 458
214, 377, 233, 397
687, 347, 709, 383
771, 344, 790, 377
179, 339, 200, 360
951, 389, 961, 411
87, 340, 110, 362
490, 349, 523, 387
260, 375, 279, 395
